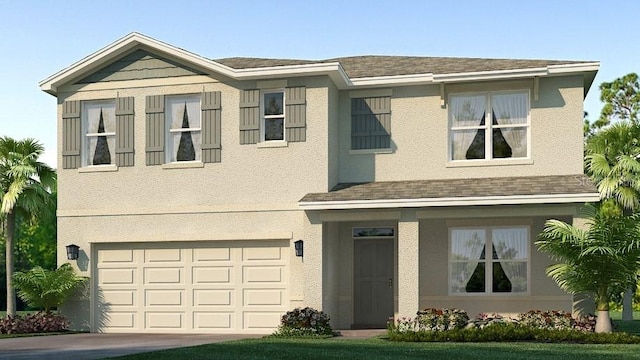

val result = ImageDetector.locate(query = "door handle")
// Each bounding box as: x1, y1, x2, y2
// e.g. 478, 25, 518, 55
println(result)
388, 278, 393, 288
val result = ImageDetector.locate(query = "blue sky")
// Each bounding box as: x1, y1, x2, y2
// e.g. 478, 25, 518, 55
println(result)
1, 0, 637, 167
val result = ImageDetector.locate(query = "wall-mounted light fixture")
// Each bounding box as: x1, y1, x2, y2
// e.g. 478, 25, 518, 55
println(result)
66, 244, 80, 261
294, 240, 304, 257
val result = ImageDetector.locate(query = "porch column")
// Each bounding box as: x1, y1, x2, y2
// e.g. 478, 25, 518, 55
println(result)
397, 212, 419, 319
303, 214, 323, 310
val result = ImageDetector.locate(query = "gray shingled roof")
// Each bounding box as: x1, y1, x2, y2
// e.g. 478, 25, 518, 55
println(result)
215, 56, 588, 79
299, 174, 598, 203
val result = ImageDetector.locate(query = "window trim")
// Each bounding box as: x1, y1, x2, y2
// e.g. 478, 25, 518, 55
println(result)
448, 90, 531, 163
448, 225, 530, 296
81, 99, 117, 168
260, 89, 287, 143
164, 93, 203, 164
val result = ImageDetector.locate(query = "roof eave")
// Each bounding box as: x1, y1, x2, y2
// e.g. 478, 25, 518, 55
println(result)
298, 193, 601, 211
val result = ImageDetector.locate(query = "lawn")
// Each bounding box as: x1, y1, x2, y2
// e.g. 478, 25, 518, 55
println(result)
109, 337, 640, 360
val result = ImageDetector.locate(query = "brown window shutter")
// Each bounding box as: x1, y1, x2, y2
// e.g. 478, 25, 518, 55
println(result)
201, 91, 222, 163
285, 86, 306, 142
351, 96, 391, 150
62, 100, 81, 169
239, 89, 260, 144
145, 95, 165, 165
115, 96, 135, 167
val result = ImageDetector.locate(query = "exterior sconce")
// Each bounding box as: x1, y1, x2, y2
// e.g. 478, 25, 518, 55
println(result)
294, 240, 303, 257
66, 244, 80, 260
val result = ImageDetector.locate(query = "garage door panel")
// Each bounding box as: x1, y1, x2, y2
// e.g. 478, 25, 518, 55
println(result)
102, 290, 135, 306
145, 248, 181, 262
145, 290, 183, 306
243, 247, 282, 260
192, 267, 231, 284
244, 266, 282, 283
244, 289, 283, 306
193, 248, 231, 261
194, 289, 233, 306
99, 268, 135, 285
105, 312, 136, 328
144, 267, 182, 284
146, 312, 184, 329
99, 249, 134, 263
193, 312, 234, 329
244, 312, 281, 329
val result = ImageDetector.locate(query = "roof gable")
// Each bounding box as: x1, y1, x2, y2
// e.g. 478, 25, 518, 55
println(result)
75, 49, 205, 84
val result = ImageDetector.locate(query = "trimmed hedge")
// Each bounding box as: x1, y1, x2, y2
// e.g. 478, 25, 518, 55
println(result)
389, 322, 640, 344
271, 307, 333, 337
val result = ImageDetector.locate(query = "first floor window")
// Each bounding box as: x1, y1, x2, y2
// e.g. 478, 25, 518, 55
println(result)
262, 91, 285, 141
449, 91, 529, 161
82, 100, 116, 166
449, 227, 528, 294
166, 95, 201, 162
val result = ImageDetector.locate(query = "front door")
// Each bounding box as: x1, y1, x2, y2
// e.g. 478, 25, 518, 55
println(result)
354, 238, 394, 328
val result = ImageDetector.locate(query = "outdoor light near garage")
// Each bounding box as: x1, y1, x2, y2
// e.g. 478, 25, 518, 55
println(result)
294, 240, 304, 257
66, 244, 80, 260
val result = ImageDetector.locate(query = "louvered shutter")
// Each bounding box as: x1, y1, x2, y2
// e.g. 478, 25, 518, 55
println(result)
285, 86, 306, 142
239, 89, 260, 144
201, 91, 221, 163
62, 100, 81, 169
115, 97, 135, 167
145, 95, 165, 165
351, 96, 391, 150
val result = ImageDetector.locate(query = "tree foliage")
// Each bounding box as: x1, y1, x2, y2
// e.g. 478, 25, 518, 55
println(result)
599, 73, 640, 127
12, 263, 87, 313
0, 137, 56, 317
536, 205, 640, 332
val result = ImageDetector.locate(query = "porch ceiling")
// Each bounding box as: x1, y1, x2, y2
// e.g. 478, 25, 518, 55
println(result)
299, 174, 600, 210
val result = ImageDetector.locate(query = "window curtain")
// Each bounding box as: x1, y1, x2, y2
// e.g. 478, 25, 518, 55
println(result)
451, 95, 486, 160
450, 229, 485, 293
492, 228, 528, 292
492, 93, 528, 158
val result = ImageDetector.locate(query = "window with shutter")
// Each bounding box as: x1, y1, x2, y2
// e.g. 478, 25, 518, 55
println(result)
239, 87, 306, 145
351, 96, 391, 150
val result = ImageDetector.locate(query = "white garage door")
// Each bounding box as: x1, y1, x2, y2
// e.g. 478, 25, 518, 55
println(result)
94, 241, 289, 333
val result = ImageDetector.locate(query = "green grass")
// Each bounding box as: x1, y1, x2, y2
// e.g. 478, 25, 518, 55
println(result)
108, 337, 640, 360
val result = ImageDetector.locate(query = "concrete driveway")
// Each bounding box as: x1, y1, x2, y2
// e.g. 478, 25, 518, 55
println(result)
0, 333, 262, 360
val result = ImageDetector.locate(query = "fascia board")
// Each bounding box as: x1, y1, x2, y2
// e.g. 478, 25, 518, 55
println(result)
298, 193, 601, 210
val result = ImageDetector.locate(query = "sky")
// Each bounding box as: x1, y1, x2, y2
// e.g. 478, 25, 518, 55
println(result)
1, 0, 637, 168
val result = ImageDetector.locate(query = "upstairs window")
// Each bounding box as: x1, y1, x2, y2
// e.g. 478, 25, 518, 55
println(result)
82, 100, 116, 166
449, 227, 529, 295
351, 96, 391, 150
166, 95, 201, 163
449, 92, 529, 161
262, 91, 285, 141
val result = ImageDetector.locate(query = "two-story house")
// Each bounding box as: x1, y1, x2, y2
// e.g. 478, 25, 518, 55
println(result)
39, 33, 600, 334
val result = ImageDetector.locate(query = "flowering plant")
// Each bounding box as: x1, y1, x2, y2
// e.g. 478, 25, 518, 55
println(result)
415, 308, 469, 331
273, 307, 333, 336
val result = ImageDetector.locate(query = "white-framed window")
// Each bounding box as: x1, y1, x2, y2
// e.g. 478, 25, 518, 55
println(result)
82, 100, 116, 167
449, 226, 529, 295
261, 90, 285, 141
166, 94, 201, 163
449, 91, 529, 161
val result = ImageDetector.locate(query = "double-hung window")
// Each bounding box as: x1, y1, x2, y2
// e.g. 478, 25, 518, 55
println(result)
82, 100, 116, 167
449, 227, 529, 295
262, 91, 285, 141
449, 91, 529, 161
166, 95, 201, 163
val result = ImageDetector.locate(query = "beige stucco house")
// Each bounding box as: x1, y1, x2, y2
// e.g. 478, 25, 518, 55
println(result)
39, 33, 600, 334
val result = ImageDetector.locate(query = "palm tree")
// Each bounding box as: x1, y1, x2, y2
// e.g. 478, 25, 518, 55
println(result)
12, 263, 87, 314
585, 120, 640, 319
0, 137, 56, 317
536, 205, 640, 332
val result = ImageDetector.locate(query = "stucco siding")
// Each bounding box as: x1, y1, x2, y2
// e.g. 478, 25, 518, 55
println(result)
338, 76, 584, 182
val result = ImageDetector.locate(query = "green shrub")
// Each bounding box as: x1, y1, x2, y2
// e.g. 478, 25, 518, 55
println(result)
415, 308, 469, 331
0, 312, 69, 334
389, 322, 640, 344
271, 307, 333, 337
12, 264, 88, 313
